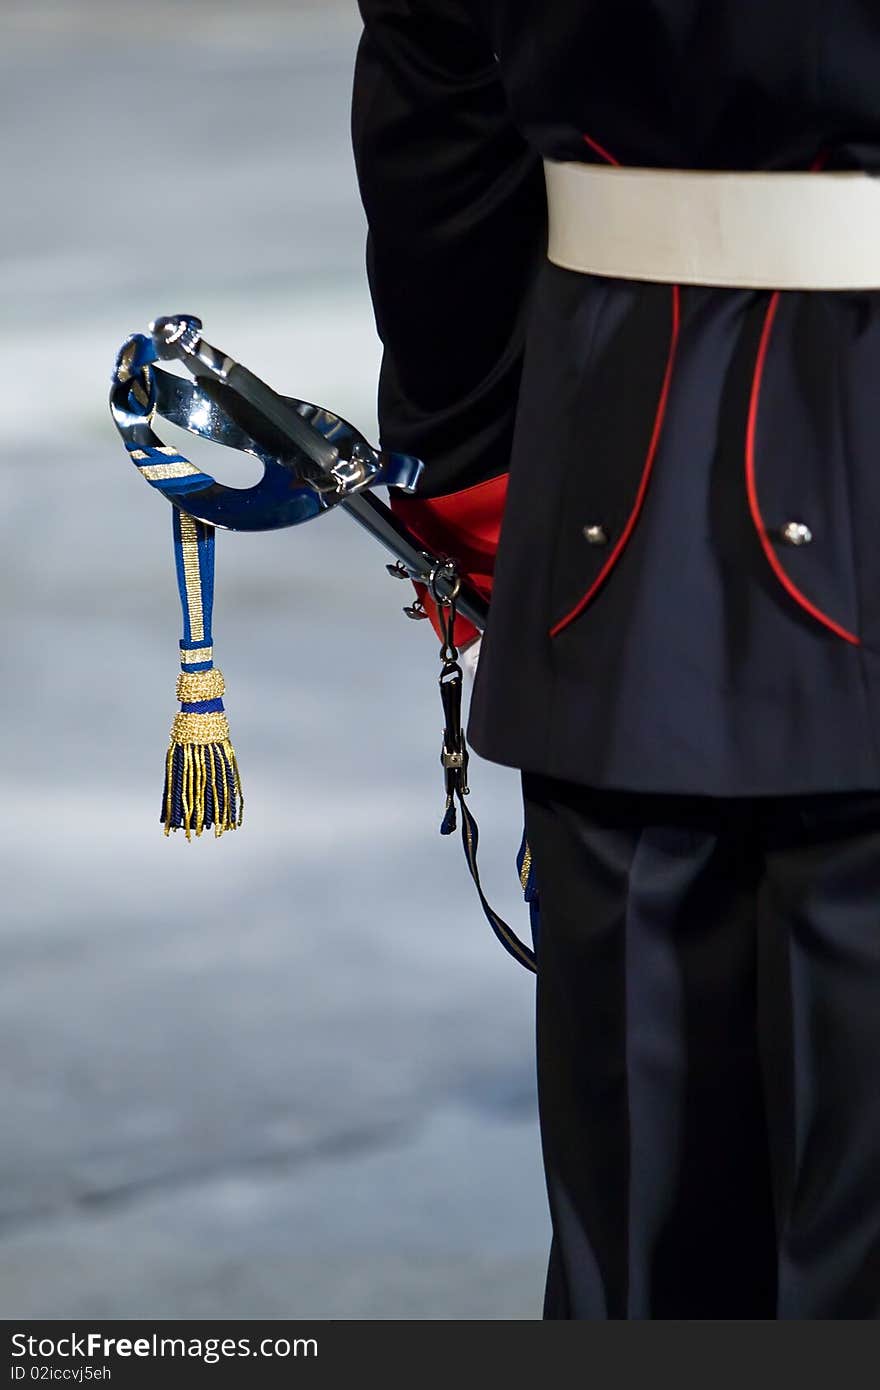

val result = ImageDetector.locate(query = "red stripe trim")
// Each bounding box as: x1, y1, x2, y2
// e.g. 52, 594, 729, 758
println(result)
581, 131, 621, 167
550, 283, 681, 638
744, 290, 859, 646
550, 131, 678, 639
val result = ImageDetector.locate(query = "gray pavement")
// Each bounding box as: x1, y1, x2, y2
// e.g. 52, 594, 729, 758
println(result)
0, 2, 549, 1319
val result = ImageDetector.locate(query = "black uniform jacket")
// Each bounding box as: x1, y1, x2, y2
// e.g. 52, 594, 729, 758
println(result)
352, 0, 880, 795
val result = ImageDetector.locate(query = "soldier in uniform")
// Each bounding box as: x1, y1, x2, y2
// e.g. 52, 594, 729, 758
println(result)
351, 0, 880, 1318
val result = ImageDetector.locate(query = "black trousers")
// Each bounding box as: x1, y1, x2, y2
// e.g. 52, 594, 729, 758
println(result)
521, 771, 880, 1319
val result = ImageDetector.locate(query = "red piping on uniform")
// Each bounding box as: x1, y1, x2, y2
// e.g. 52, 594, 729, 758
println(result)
550, 133, 680, 639
550, 284, 681, 638
581, 131, 621, 168
744, 289, 860, 646
551, 139, 856, 644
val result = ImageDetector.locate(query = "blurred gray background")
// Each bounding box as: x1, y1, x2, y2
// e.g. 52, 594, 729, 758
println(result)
0, 0, 547, 1319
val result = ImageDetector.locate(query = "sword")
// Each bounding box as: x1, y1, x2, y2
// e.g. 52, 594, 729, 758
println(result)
140, 313, 490, 631
109, 315, 536, 971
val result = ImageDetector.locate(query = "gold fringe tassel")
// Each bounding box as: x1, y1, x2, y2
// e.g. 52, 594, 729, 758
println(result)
161, 690, 243, 839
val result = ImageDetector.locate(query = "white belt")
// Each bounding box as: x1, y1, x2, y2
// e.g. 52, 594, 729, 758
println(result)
544, 159, 880, 290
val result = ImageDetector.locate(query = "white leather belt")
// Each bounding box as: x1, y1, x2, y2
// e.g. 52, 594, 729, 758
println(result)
544, 159, 880, 290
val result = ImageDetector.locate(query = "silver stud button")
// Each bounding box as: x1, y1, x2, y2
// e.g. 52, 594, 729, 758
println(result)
780, 521, 813, 547
583, 524, 609, 546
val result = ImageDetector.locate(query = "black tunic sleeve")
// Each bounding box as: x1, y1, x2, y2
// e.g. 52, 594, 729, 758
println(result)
351, 0, 547, 499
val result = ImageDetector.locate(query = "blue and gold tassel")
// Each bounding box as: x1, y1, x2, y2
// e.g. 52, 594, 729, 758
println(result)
162, 507, 242, 838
